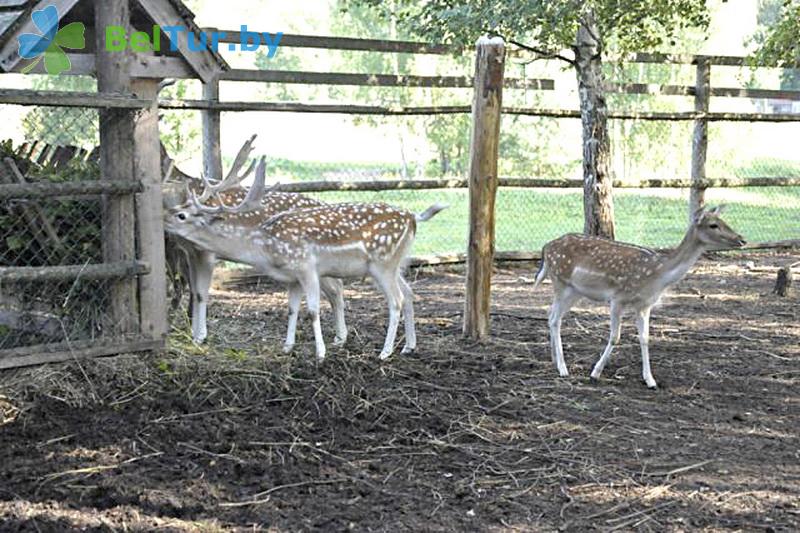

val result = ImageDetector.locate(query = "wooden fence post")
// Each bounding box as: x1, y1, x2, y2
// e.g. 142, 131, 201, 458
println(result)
202, 75, 223, 181
690, 57, 710, 220
132, 78, 168, 343
463, 36, 505, 340
95, 0, 138, 335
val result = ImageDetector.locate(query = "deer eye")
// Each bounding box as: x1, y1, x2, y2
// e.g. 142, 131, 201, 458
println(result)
709, 223, 719, 229
177, 213, 188, 221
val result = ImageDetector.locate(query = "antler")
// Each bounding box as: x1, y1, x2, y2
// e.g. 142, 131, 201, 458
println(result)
197, 134, 258, 202
191, 156, 269, 215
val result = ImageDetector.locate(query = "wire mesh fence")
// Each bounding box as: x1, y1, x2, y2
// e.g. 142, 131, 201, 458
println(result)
0, 103, 134, 357
203, 111, 800, 256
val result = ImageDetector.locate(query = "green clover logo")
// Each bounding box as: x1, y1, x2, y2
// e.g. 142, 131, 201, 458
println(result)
18, 5, 85, 75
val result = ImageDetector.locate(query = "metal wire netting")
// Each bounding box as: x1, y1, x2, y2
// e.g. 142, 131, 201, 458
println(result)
0, 105, 130, 355
208, 112, 800, 255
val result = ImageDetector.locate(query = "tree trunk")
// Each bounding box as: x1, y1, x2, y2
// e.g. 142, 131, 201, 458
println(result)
575, 12, 615, 239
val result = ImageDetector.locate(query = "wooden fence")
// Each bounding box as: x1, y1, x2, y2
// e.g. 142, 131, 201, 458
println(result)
2, 25, 799, 349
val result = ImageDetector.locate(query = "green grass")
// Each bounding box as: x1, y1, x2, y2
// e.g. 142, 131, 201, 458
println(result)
307, 186, 800, 256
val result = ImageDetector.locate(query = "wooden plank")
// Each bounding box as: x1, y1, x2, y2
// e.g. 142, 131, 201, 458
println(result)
464, 37, 505, 341
0, 0, 81, 72
95, 0, 138, 337
131, 78, 168, 343
0, 338, 163, 370
0, 262, 148, 282
222, 68, 553, 90
202, 77, 223, 180
0, 180, 142, 199
0, 88, 149, 109
159, 99, 473, 114
217, 31, 459, 55
270, 176, 800, 194
608, 82, 800, 101
136, 0, 223, 83
503, 107, 800, 122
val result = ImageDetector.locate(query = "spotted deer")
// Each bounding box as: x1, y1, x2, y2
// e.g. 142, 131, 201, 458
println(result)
533, 206, 746, 389
165, 157, 448, 361
162, 135, 345, 345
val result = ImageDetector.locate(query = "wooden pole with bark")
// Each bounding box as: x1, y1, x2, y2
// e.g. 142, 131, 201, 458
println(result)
95, 0, 138, 335
463, 36, 505, 340
690, 58, 711, 220
575, 11, 615, 239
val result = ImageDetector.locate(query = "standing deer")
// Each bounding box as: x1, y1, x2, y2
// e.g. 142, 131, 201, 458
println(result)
162, 135, 346, 345
165, 157, 447, 361
533, 206, 746, 388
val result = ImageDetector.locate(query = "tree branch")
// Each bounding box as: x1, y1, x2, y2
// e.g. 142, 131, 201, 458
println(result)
507, 38, 576, 66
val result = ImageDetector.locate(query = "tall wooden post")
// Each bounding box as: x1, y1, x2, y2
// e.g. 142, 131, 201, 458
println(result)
132, 78, 168, 343
690, 57, 710, 220
463, 36, 505, 340
202, 75, 223, 181
95, 0, 138, 335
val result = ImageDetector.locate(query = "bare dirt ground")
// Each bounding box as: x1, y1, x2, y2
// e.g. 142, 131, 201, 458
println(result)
1, 252, 798, 532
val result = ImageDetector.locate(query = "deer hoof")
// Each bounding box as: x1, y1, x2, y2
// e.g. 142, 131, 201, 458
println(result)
401, 345, 416, 355
333, 336, 347, 347
379, 350, 393, 360
647, 383, 659, 390
282, 343, 294, 354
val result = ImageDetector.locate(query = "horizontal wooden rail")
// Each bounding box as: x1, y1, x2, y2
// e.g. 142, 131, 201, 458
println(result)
216, 31, 460, 55
627, 52, 800, 68
222, 68, 553, 90
157, 99, 800, 121
0, 262, 148, 282
0, 89, 149, 109
0, 181, 143, 199
275, 176, 800, 193
609, 82, 800, 101
504, 108, 800, 122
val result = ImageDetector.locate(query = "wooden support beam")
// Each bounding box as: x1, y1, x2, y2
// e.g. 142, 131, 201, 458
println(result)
202, 76, 223, 181
95, 0, 139, 336
464, 36, 505, 341
131, 78, 168, 343
690, 58, 710, 220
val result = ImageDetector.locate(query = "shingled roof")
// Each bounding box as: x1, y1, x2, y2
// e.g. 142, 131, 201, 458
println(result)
0, 0, 228, 81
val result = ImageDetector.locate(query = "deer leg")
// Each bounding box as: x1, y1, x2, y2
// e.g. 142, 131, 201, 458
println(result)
590, 302, 623, 381
321, 277, 347, 347
190, 249, 216, 344
398, 275, 416, 354
549, 285, 578, 377
301, 274, 326, 362
636, 307, 657, 389
283, 283, 302, 354
371, 268, 403, 360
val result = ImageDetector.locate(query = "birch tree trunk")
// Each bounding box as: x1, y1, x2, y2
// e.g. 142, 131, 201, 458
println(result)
575, 12, 615, 239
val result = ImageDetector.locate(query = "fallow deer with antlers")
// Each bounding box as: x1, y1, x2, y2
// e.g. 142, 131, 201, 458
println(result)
533, 206, 746, 388
165, 157, 448, 361
162, 135, 346, 345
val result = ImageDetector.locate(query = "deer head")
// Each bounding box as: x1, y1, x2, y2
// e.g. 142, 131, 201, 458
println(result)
691, 205, 747, 250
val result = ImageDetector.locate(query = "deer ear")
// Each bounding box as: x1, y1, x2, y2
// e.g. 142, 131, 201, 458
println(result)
708, 204, 726, 216
692, 206, 707, 224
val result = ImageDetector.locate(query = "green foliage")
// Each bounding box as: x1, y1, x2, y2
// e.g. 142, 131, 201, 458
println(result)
754, 0, 800, 69
348, 0, 710, 56
159, 81, 201, 162
751, 0, 800, 88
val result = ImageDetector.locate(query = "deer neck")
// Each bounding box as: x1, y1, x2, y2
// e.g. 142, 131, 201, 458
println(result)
655, 228, 707, 289
184, 224, 269, 267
